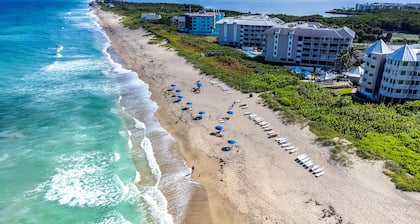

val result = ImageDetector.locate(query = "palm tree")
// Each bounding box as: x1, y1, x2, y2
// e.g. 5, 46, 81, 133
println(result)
336, 46, 361, 73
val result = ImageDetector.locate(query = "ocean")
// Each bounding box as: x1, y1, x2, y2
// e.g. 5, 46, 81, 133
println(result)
131, 0, 415, 16
0, 0, 193, 223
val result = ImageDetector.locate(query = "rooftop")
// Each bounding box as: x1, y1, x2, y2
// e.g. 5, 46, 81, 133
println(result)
364, 39, 393, 54
216, 15, 284, 26
263, 22, 355, 39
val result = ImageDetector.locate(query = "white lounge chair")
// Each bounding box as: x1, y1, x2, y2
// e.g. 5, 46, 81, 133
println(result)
277, 139, 288, 144
315, 170, 325, 177
299, 157, 311, 164
263, 127, 273, 131
275, 137, 288, 142
249, 114, 257, 119
258, 121, 268, 126
261, 124, 270, 128
243, 112, 251, 115
312, 167, 324, 174
284, 146, 295, 151
280, 143, 291, 147
296, 154, 308, 162
303, 160, 314, 168
289, 148, 299, 154
309, 164, 320, 172
268, 133, 278, 138
266, 131, 275, 135
297, 154, 307, 159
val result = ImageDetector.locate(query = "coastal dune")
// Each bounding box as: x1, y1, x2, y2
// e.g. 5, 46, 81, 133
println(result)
94, 8, 420, 224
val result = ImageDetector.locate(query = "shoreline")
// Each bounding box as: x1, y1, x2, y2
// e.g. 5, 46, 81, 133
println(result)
94, 6, 420, 224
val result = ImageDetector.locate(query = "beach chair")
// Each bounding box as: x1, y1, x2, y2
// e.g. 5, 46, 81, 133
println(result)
268, 133, 278, 138
299, 157, 311, 164
240, 105, 248, 109
315, 170, 325, 177
312, 167, 324, 174
284, 146, 295, 151
243, 112, 251, 115
303, 160, 314, 168
261, 124, 270, 128
309, 164, 320, 172
289, 148, 299, 154
266, 131, 275, 135
275, 137, 288, 142
258, 121, 268, 126
263, 127, 273, 131
277, 139, 288, 145
253, 118, 263, 123
249, 114, 257, 119
280, 143, 291, 147
296, 154, 308, 162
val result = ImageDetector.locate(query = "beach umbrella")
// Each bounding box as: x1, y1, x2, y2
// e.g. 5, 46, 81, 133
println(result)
227, 110, 234, 115
197, 82, 203, 88
170, 83, 177, 87
227, 139, 237, 145
177, 95, 184, 99
215, 125, 224, 131
175, 89, 182, 93
198, 111, 206, 115
186, 101, 193, 105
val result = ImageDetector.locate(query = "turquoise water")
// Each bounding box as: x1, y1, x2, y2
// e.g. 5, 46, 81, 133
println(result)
0, 0, 192, 223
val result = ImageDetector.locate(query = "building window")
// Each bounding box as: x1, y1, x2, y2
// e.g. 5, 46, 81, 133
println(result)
401, 71, 406, 75
396, 89, 401, 93
403, 62, 408, 66
399, 80, 403, 84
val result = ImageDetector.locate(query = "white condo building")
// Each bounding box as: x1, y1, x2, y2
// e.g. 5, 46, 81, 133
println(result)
359, 40, 420, 103
216, 15, 284, 49
262, 22, 355, 69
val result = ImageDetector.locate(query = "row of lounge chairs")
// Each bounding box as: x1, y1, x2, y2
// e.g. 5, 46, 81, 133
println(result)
247, 113, 279, 138
275, 137, 299, 154
295, 154, 325, 177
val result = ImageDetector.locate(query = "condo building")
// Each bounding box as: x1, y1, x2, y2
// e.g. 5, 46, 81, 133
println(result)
184, 11, 224, 36
216, 15, 284, 49
262, 22, 355, 69
358, 40, 393, 100
359, 40, 420, 103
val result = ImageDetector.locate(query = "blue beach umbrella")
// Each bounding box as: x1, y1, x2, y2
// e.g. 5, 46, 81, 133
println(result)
227, 110, 234, 115
215, 125, 224, 131
175, 89, 182, 93
186, 101, 193, 105
197, 82, 203, 88
177, 95, 184, 99
227, 139, 237, 145
198, 111, 206, 115
170, 83, 177, 87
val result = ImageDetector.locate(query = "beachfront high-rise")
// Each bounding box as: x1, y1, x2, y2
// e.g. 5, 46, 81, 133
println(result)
216, 15, 284, 49
184, 11, 224, 36
358, 40, 393, 100
359, 40, 420, 103
262, 22, 355, 69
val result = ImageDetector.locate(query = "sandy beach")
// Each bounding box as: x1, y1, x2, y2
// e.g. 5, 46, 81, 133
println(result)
94, 7, 420, 224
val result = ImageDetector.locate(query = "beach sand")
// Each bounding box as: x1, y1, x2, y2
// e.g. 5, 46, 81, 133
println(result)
94, 7, 420, 224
